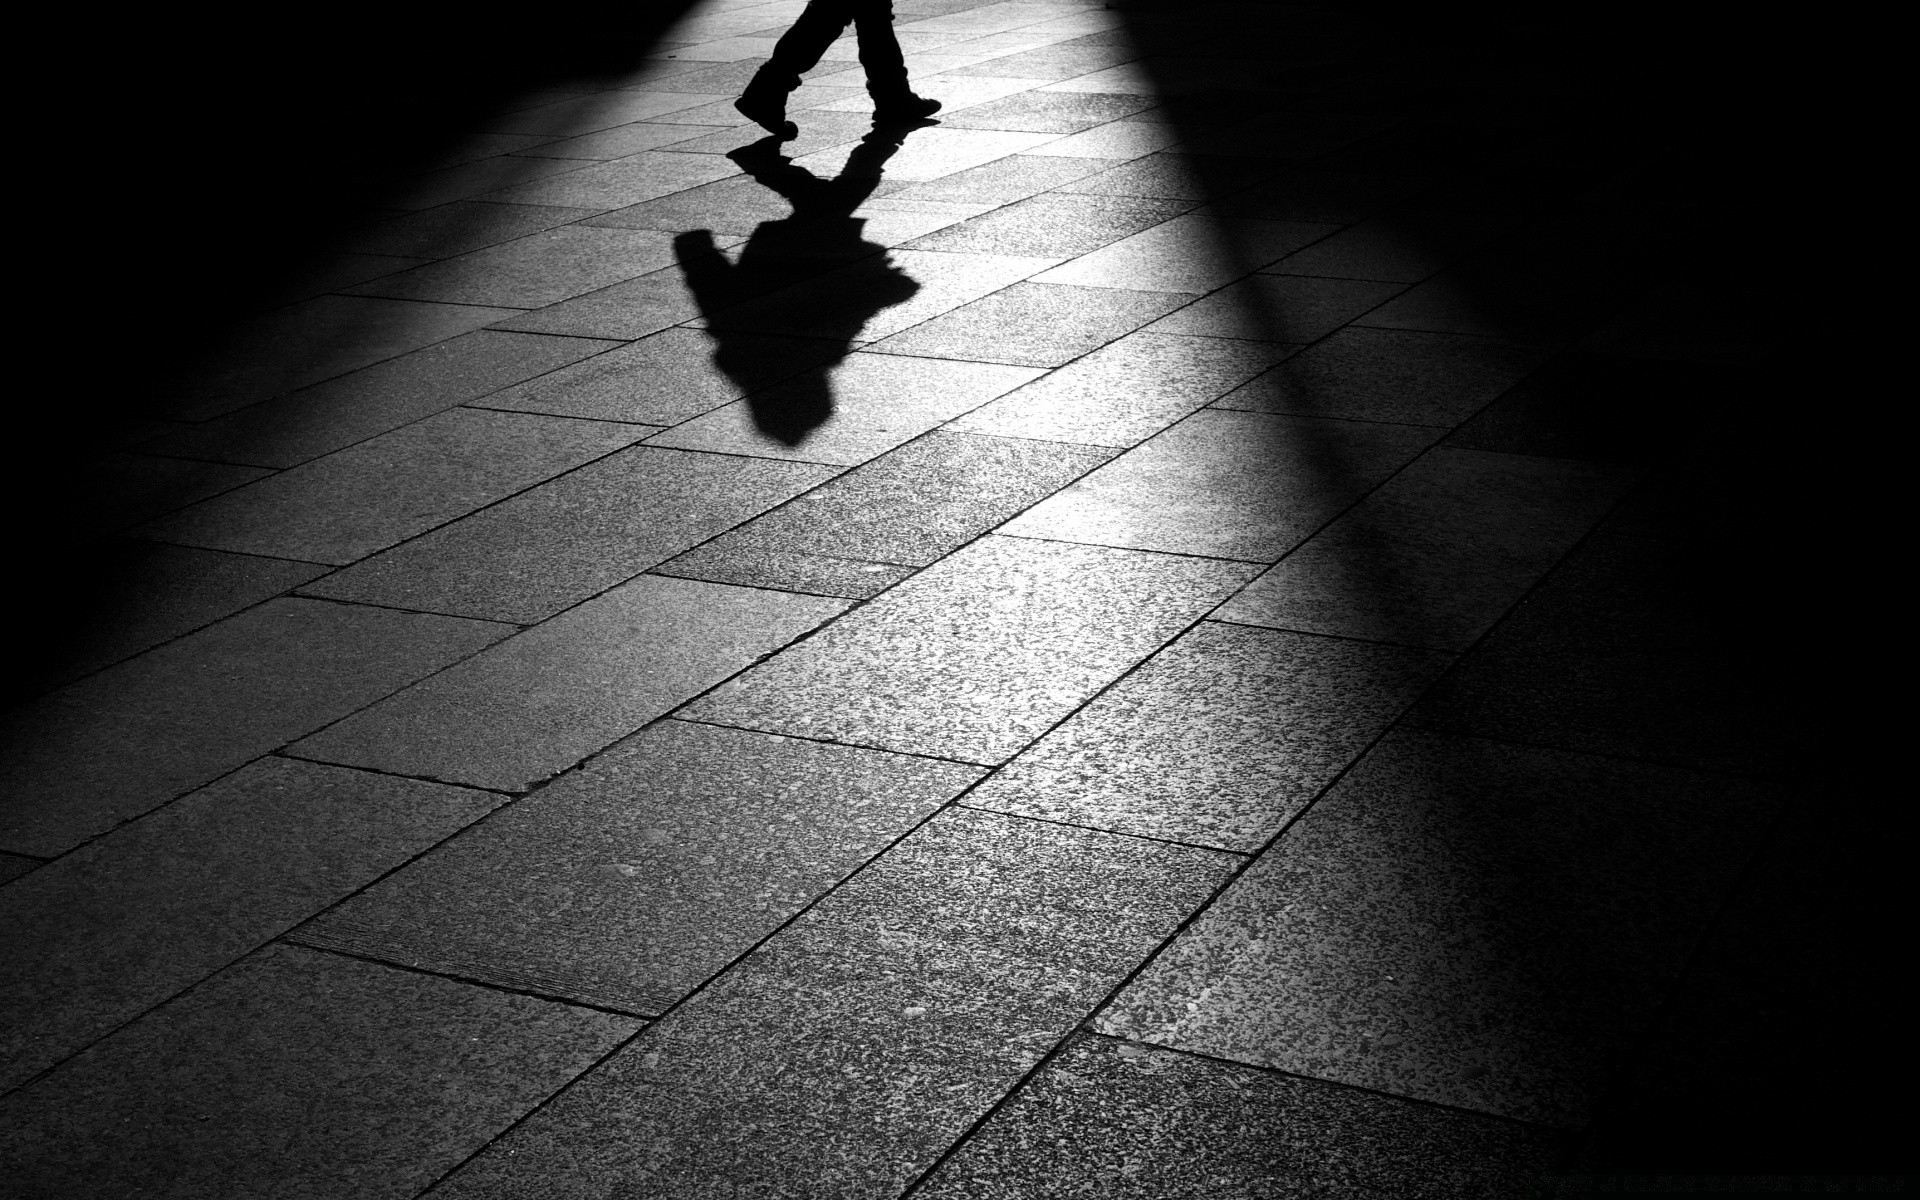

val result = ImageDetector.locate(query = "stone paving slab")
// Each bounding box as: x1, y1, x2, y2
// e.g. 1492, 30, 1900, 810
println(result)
902, 192, 1193, 257
947, 331, 1289, 447
1033, 214, 1339, 293
965, 622, 1448, 851
869, 280, 1187, 367
144, 330, 617, 468
1145, 274, 1406, 343
72, 454, 272, 534
683, 534, 1258, 763
0, 944, 636, 1200
516, 121, 710, 159
295, 720, 981, 1015
292, 575, 848, 791
384, 154, 606, 211
139, 408, 645, 565
0, 599, 508, 858
430, 808, 1236, 1199
485, 264, 708, 339
1217, 448, 1638, 651
646, 352, 1043, 464
301, 446, 836, 623
1212, 327, 1556, 426
1099, 729, 1775, 1127
483, 90, 726, 138
889, 153, 1122, 203
347, 225, 740, 308
0, 757, 501, 1091
1002, 408, 1441, 562
916, 1033, 1568, 1199
342, 200, 601, 259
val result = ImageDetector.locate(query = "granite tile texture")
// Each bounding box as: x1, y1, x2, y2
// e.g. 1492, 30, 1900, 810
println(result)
144, 331, 616, 468
71, 455, 272, 534
295, 720, 981, 1014
0, 945, 636, 1199
343, 201, 601, 259
937, 90, 1159, 133
347, 226, 729, 308
1034, 215, 1338, 293
1212, 328, 1555, 426
482, 150, 741, 209
1001, 409, 1441, 561
916, 1034, 1567, 1199
903, 193, 1191, 258
0, 758, 500, 1090
1217, 448, 1638, 650
430, 808, 1236, 1199
485, 266, 707, 339
646, 353, 1043, 464
301, 447, 836, 622
139, 409, 645, 565
683, 535, 1258, 763
869, 281, 1187, 367
1099, 729, 1776, 1126
291, 575, 848, 791
947, 332, 1290, 447
888, 153, 1123, 204
650, 545, 918, 600
965, 622, 1448, 851
1056, 152, 1287, 201
0, 599, 508, 857
1144, 274, 1405, 342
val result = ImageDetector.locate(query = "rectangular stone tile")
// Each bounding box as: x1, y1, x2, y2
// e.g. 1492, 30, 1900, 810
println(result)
1218, 449, 1637, 650
648, 351, 1042, 465
302, 447, 836, 622
652, 544, 916, 600
486, 265, 706, 339
483, 90, 725, 137
48, 542, 328, 685
1267, 209, 1513, 283
659, 111, 874, 158
296, 720, 981, 1015
420, 131, 562, 170
1214, 328, 1556, 426
342, 201, 601, 259
966, 622, 1448, 851
1034, 215, 1337, 293
698, 248, 1058, 342
1406, 534, 1780, 774
916, 1033, 1568, 1199
165, 296, 522, 420
1144, 274, 1405, 342
291, 576, 847, 791
1002, 409, 1441, 561
683, 535, 1257, 763
513, 120, 708, 159
948, 331, 1288, 447
902, 192, 1190, 257
475, 326, 841, 424
791, 127, 1060, 181
938, 90, 1157, 133
887, 153, 1123, 203
145, 331, 617, 468
868, 281, 1186, 367
1054, 152, 1287, 201
1, 944, 635, 1199
0, 599, 508, 857
820, 73, 1050, 116
1021, 120, 1184, 158
384, 155, 600, 211
140, 409, 642, 565
429, 807, 1236, 1199
347, 226, 731, 309
944, 41, 1138, 81
0, 758, 501, 1090
1098, 729, 1776, 1127
583, 173, 806, 235
72, 454, 272, 533
663, 431, 1111, 588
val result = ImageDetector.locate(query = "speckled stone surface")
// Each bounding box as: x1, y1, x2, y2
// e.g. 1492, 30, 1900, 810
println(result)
904, 193, 1192, 257
890, 153, 1123, 204
347, 225, 725, 307
0, 944, 636, 1200
1216, 448, 1638, 650
1099, 729, 1776, 1126
431, 808, 1236, 1199
1145, 274, 1406, 343
652, 543, 917, 599
965, 622, 1448, 851
292, 576, 847, 791
0, 853, 36, 886
869, 282, 1187, 368
647, 352, 1044, 465
938, 90, 1159, 133
0, 757, 499, 1090
0, 599, 508, 857
947, 332, 1289, 448
1001, 409, 1440, 561
1211, 328, 1554, 426
664, 431, 1111, 575
476, 326, 845, 424
296, 720, 980, 1015
137, 408, 645, 565
683, 535, 1258, 764
300, 447, 836, 622
916, 1034, 1568, 1199
1034, 216, 1338, 295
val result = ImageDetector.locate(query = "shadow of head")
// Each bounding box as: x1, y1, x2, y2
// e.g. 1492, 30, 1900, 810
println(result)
673, 129, 924, 445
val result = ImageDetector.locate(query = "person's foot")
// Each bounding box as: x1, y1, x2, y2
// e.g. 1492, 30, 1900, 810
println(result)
871, 94, 941, 125
734, 94, 798, 140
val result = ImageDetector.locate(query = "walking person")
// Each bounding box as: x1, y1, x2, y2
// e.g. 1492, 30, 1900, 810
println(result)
735, 0, 941, 139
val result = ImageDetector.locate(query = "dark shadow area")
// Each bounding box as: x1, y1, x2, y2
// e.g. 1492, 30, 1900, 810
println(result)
675, 132, 922, 444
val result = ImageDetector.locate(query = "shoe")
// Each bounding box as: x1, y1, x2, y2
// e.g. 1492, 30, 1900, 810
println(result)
734, 94, 798, 140
872, 94, 941, 125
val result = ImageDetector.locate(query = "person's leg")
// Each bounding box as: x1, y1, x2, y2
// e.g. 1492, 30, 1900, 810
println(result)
852, 0, 940, 121
738, 0, 857, 135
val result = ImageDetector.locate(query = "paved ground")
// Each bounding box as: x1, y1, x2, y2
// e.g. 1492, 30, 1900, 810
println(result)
2, 0, 1898, 1196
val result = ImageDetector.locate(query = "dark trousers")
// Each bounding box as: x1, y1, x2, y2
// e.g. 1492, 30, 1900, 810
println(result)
746, 0, 910, 101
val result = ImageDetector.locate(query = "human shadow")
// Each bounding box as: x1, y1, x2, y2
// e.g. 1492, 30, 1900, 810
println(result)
673, 130, 922, 446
